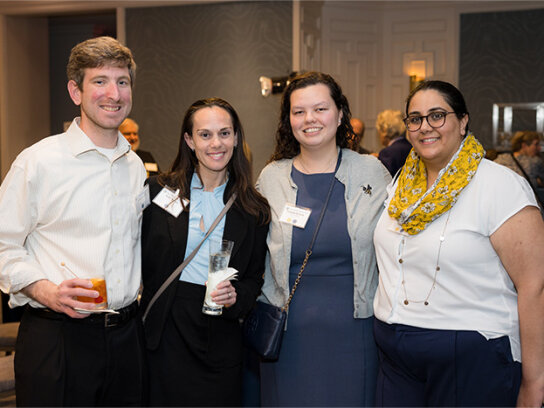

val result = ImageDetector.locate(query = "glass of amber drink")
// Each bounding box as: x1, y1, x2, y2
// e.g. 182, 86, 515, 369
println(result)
77, 278, 108, 310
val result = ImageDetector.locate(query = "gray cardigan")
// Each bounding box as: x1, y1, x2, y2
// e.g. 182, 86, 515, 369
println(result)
256, 148, 391, 319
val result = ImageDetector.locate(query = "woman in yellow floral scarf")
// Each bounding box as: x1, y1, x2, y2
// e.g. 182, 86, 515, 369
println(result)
372, 80, 544, 407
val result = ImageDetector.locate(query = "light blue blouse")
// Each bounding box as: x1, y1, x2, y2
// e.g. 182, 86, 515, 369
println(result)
179, 173, 227, 285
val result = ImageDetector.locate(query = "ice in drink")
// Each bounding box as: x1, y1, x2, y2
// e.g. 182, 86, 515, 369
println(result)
202, 240, 234, 315
76, 278, 108, 309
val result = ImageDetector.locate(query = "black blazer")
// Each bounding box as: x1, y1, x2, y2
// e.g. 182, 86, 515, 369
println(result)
140, 176, 269, 350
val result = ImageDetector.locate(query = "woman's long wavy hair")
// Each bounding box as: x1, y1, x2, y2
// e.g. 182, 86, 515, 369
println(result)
158, 97, 269, 224
269, 71, 352, 162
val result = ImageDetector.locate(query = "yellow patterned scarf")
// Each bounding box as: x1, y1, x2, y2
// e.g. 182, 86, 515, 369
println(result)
388, 133, 484, 235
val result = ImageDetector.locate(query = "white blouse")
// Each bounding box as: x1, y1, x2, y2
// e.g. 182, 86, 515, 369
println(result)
373, 159, 538, 362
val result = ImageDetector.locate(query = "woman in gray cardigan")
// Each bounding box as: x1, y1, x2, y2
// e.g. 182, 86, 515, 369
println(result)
256, 71, 391, 406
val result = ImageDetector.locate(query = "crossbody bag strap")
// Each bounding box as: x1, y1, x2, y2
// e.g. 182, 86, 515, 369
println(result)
283, 151, 342, 312
142, 193, 237, 323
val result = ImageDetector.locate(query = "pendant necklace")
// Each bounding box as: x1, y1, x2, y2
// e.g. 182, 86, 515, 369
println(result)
400, 209, 452, 306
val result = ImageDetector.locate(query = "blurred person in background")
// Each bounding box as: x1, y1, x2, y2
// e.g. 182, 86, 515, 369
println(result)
495, 130, 544, 203
348, 117, 370, 154
120, 117, 160, 176
376, 109, 412, 176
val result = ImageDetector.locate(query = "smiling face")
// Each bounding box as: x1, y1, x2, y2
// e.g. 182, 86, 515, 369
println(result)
184, 106, 237, 188
405, 89, 469, 174
68, 64, 132, 141
289, 83, 342, 153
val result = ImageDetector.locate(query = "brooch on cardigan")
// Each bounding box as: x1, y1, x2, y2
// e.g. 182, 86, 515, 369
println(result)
362, 184, 372, 195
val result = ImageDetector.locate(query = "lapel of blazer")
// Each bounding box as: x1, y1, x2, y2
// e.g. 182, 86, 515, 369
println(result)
165, 206, 190, 268
223, 205, 248, 261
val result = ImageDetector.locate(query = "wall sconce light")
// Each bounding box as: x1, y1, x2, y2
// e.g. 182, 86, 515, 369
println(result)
409, 60, 426, 91
259, 73, 298, 97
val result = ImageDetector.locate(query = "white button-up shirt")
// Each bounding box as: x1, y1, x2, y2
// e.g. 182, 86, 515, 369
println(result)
0, 118, 146, 310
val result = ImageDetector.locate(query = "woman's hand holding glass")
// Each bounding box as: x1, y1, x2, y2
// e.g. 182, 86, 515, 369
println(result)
211, 280, 237, 307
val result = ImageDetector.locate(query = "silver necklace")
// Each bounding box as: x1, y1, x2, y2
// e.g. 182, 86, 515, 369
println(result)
400, 210, 452, 306
296, 153, 337, 174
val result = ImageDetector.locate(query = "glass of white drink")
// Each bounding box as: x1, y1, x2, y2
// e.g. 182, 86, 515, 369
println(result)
202, 239, 234, 315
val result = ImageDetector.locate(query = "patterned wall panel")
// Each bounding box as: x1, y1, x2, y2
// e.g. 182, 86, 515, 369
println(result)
319, 2, 456, 152
299, 1, 323, 72
385, 9, 456, 107
459, 8, 544, 149
321, 2, 382, 152
126, 1, 292, 176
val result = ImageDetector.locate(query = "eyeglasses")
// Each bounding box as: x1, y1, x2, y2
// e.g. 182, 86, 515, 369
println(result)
404, 111, 456, 132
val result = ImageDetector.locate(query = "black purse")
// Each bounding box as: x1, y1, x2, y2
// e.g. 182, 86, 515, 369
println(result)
243, 300, 286, 360
243, 152, 341, 361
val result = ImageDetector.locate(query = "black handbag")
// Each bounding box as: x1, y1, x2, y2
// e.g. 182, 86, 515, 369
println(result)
243, 300, 286, 361
243, 152, 341, 361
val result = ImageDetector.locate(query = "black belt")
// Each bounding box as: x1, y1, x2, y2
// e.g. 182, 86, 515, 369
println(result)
26, 301, 139, 328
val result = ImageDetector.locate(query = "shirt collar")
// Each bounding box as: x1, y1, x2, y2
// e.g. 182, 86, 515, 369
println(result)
190, 172, 228, 200
63, 117, 131, 159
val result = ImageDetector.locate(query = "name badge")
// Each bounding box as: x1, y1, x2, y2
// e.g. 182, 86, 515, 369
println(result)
136, 184, 151, 213
279, 203, 311, 228
152, 187, 189, 218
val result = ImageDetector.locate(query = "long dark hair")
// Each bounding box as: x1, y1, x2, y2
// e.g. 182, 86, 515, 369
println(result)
159, 97, 269, 223
270, 71, 352, 162
406, 80, 470, 133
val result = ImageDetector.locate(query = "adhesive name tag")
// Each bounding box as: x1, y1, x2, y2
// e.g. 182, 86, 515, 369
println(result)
136, 184, 151, 212
279, 203, 311, 228
152, 187, 189, 218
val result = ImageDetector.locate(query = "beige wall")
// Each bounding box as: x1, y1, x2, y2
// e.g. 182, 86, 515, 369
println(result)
0, 16, 50, 180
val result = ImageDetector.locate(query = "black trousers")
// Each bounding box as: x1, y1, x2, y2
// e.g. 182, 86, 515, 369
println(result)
146, 281, 242, 407
15, 304, 146, 407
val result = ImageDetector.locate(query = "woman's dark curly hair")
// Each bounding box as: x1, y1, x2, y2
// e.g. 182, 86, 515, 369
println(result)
269, 71, 352, 161
159, 97, 269, 224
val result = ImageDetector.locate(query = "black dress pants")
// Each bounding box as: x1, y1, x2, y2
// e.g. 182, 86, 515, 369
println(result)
146, 281, 242, 407
15, 304, 145, 407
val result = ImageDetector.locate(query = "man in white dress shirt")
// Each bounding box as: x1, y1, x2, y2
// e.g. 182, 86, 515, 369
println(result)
0, 36, 147, 406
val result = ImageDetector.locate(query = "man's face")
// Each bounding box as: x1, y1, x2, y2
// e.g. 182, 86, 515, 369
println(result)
69, 64, 132, 138
120, 121, 140, 151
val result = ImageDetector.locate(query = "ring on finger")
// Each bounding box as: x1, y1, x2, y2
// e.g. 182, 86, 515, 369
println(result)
228, 291, 231, 298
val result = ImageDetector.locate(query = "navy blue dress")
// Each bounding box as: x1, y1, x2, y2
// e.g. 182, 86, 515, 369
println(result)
260, 167, 377, 407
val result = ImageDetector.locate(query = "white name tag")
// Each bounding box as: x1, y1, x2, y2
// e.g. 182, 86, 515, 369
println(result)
279, 203, 311, 228
152, 187, 189, 218
136, 184, 151, 213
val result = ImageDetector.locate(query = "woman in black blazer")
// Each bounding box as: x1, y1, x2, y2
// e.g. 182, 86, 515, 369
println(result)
140, 98, 270, 407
